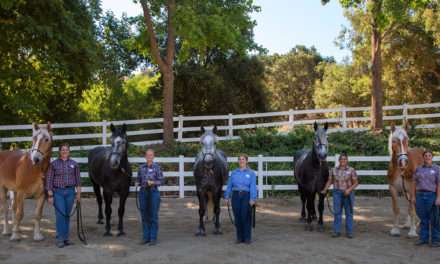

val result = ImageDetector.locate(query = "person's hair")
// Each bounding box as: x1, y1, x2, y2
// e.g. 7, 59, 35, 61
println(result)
238, 154, 248, 162
58, 143, 70, 157
423, 149, 433, 157
145, 148, 155, 155
339, 151, 348, 161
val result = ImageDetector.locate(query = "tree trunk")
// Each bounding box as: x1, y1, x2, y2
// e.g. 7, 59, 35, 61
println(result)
162, 68, 175, 145
370, 1, 384, 131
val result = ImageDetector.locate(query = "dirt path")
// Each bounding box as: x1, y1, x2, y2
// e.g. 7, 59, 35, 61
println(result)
0, 197, 439, 264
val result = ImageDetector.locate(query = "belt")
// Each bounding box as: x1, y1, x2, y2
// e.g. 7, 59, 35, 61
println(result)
233, 190, 249, 194
54, 185, 75, 189
417, 190, 435, 193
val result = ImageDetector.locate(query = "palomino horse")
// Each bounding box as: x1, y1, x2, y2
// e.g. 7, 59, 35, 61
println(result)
387, 125, 424, 237
0, 123, 53, 241
193, 126, 228, 236
88, 123, 132, 236
294, 122, 329, 231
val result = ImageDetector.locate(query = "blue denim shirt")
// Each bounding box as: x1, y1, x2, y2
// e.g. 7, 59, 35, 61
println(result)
137, 162, 164, 188
224, 168, 257, 201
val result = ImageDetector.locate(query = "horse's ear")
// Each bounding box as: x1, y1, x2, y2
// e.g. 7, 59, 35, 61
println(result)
47, 122, 52, 132
110, 123, 115, 133
201, 126, 205, 133
313, 121, 318, 131
391, 124, 396, 133
122, 123, 127, 133
213, 125, 217, 134
324, 122, 328, 131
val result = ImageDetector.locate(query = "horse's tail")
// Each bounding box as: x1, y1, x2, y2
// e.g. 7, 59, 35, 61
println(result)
206, 191, 214, 221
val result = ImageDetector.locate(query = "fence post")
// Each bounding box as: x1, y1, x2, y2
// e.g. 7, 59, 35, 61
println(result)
257, 154, 264, 199
179, 155, 185, 198
101, 120, 107, 146
334, 154, 340, 168
177, 115, 183, 142
288, 109, 295, 130
228, 113, 234, 139
402, 103, 408, 122
341, 106, 347, 130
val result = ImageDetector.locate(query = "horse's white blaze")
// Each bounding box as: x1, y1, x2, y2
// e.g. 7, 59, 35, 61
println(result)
30, 134, 43, 163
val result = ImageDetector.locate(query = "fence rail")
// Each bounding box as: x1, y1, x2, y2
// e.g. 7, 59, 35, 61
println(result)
70, 155, 440, 197
1, 102, 439, 151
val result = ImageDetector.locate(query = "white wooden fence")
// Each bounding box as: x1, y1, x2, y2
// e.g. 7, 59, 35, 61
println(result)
74, 155, 440, 197
0, 102, 439, 151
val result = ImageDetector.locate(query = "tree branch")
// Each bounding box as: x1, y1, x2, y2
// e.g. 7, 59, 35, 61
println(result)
140, 0, 166, 70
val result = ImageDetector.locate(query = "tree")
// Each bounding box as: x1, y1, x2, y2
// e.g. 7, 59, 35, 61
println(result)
322, 0, 430, 131
136, 0, 260, 145
262, 46, 332, 111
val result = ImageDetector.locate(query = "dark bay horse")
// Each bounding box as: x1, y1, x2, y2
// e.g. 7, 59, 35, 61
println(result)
0, 122, 53, 241
193, 126, 228, 236
88, 123, 132, 236
294, 122, 329, 231
387, 124, 423, 237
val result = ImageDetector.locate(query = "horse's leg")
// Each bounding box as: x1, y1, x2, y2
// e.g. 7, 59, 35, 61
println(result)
213, 189, 222, 235
305, 192, 314, 231
117, 191, 128, 236
299, 188, 306, 222
317, 192, 325, 232
0, 187, 10, 235
92, 181, 104, 224
311, 192, 317, 221
10, 191, 24, 241
389, 184, 401, 236
195, 191, 206, 236
103, 191, 113, 236
406, 180, 418, 238
33, 189, 45, 241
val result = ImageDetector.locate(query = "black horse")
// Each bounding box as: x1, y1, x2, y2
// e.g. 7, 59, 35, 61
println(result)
193, 126, 228, 236
294, 122, 329, 231
88, 123, 132, 236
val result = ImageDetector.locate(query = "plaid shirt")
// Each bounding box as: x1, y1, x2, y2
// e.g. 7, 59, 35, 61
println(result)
137, 162, 164, 188
330, 166, 358, 191
46, 158, 81, 191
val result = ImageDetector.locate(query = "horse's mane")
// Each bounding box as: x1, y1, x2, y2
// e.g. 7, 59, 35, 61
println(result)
388, 127, 408, 156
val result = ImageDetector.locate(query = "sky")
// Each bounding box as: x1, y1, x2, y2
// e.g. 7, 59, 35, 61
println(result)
100, 0, 351, 62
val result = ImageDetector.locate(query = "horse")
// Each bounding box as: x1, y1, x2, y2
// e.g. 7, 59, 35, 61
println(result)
294, 122, 329, 231
387, 124, 424, 237
88, 123, 132, 236
193, 126, 228, 236
0, 122, 53, 241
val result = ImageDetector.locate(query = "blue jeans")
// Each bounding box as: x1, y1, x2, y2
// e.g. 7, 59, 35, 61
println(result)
232, 191, 252, 242
139, 187, 160, 241
53, 187, 75, 242
333, 189, 354, 235
416, 191, 440, 243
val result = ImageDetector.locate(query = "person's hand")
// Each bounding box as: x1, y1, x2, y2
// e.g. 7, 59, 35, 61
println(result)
147, 180, 155, 186
320, 188, 327, 195
344, 189, 351, 197
436, 197, 440, 206
76, 192, 81, 202
224, 198, 230, 205
47, 196, 53, 205
249, 200, 256, 206
410, 197, 416, 205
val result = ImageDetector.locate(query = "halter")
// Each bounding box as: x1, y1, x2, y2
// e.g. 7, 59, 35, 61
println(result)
30, 148, 47, 159
202, 152, 215, 169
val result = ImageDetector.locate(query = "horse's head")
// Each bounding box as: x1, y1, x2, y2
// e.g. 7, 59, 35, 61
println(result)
389, 125, 409, 170
31, 122, 53, 165
313, 122, 328, 162
109, 123, 128, 170
200, 126, 218, 168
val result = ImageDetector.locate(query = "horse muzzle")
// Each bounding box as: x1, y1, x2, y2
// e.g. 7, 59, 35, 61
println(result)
31, 151, 43, 165
398, 154, 409, 169
109, 153, 121, 169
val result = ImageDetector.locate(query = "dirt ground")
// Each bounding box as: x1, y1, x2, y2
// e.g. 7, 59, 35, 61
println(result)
0, 196, 439, 264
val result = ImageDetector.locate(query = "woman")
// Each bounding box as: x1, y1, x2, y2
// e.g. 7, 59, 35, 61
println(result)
46, 143, 81, 248
224, 154, 257, 244
411, 149, 440, 247
137, 148, 164, 246
322, 151, 358, 238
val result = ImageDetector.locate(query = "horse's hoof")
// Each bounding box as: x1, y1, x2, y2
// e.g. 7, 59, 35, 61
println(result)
312, 216, 318, 221
213, 230, 223, 235
97, 219, 104, 224
33, 233, 45, 241
103, 231, 112, 237
9, 233, 21, 241
2, 231, 11, 236
407, 229, 418, 238
195, 230, 206, 237
390, 227, 400, 237
117, 231, 126, 237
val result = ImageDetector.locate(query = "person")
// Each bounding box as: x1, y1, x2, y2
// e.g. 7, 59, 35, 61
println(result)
411, 149, 440, 247
224, 154, 257, 244
137, 149, 164, 246
322, 151, 359, 238
46, 143, 81, 248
